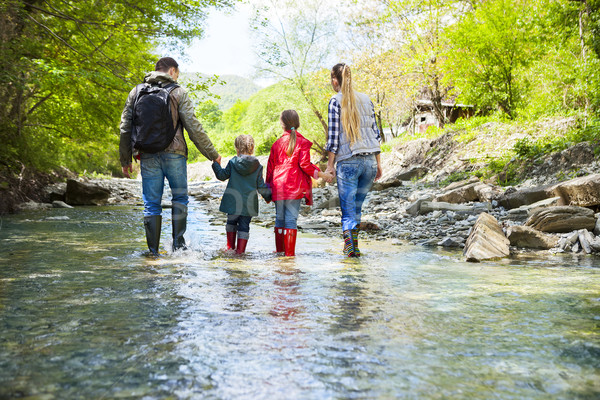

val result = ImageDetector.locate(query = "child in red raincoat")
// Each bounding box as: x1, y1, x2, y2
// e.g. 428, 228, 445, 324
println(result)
266, 110, 333, 256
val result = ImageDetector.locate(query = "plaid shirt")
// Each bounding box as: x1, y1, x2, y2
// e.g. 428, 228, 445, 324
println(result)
325, 96, 381, 154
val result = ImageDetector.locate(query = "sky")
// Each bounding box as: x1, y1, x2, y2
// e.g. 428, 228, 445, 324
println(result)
176, 3, 257, 79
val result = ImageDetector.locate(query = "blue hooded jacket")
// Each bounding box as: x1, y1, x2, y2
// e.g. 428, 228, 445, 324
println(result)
212, 155, 271, 216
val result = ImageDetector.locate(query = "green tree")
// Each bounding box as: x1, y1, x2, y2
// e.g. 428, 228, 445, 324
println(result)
0, 0, 234, 176
444, 0, 539, 119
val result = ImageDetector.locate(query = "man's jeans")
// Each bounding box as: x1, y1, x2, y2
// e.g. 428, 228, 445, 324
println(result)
140, 152, 188, 217
336, 154, 377, 232
275, 199, 302, 229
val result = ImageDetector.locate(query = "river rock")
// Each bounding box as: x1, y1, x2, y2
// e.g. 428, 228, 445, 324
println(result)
43, 182, 67, 202
552, 173, 600, 207
525, 206, 596, 233
65, 179, 111, 206
383, 165, 429, 182
405, 195, 433, 216
578, 229, 593, 254
17, 201, 53, 211
464, 212, 510, 262
52, 200, 73, 209
371, 178, 403, 192
419, 201, 490, 215
506, 197, 561, 222
506, 225, 559, 249
495, 184, 556, 210
434, 182, 480, 203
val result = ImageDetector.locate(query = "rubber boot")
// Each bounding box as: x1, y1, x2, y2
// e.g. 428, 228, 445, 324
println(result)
172, 202, 187, 251
343, 230, 356, 257
227, 231, 237, 250
351, 228, 361, 257
236, 238, 248, 254
274, 227, 285, 253
144, 215, 162, 256
284, 228, 297, 257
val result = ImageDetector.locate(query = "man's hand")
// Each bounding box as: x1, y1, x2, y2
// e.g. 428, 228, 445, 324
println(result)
214, 155, 222, 165
122, 164, 133, 178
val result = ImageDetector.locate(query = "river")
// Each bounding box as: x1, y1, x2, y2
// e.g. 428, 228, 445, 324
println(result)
0, 199, 599, 399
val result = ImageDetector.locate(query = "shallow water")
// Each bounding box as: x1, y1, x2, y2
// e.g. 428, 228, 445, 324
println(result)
0, 201, 599, 399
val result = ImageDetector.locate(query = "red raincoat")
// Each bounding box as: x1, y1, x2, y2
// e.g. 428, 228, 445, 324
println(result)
266, 130, 320, 205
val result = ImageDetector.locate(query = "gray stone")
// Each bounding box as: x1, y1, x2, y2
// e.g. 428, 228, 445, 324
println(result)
315, 196, 340, 210
371, 178, 403, 192
405, 196, 432, 216
578, 229, 594, 254
552, 173, 600, 207
438, 237, 462, 247
495, 184, 556, 210
594, 215, 600, 236
65, 179, 111, 206
434, 182, 480, 204
419, 201, 476, 215
506, 225, 559, 250
52, 200, 74, 209
17, 201, 53, 211
525, 206, 596, 233
464, 213, 510, 262
45, 216, 70, 221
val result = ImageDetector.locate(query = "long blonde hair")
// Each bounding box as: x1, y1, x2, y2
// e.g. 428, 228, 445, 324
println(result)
280, 109, 300, 157
332, 63, 361, 144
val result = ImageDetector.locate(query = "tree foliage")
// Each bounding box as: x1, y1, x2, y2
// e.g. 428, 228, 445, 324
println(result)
0, 0, 234, 176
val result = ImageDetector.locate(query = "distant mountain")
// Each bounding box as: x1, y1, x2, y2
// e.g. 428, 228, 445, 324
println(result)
180, 73, 262, 110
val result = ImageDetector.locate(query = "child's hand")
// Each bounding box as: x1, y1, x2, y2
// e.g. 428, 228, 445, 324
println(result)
322, 172, 334, 183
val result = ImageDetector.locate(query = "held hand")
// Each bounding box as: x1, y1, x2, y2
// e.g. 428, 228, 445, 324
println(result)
324, 167, 336, 179
122, 164, 133, 179
214, 155, 222, 165
374, 164, 383, 181
322, 172, 334, 184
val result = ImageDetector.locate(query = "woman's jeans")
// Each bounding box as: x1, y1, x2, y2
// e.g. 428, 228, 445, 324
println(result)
226, 214, 252, 240
140, 152, 188, 217
336, 154, 377, 232
275, 199, 302, 229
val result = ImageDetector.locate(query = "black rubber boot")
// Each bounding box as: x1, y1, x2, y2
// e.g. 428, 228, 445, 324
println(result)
172, 202, 188, 251
144, 215, 162, 256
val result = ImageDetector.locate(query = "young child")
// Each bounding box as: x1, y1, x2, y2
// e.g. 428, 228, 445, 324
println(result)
266, 110, 333, 256
212, 135, 271, 254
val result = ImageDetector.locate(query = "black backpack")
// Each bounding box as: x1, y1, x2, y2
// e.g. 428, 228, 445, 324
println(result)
131, 82, 182, 153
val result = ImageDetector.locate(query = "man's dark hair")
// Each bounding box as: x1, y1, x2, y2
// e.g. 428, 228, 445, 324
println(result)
155, 57, 179, 72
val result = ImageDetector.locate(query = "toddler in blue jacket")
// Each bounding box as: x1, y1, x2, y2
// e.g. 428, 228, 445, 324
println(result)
212, 135, 271, 253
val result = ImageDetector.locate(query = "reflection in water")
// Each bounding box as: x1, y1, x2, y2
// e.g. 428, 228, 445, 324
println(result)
269, 262, 304, 320
0, 202, 599, 399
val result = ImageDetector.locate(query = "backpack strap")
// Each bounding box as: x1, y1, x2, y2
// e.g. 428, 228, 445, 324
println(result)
163, 83, 182, 134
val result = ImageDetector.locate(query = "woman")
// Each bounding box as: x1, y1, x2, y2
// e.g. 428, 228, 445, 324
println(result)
324, 63, 382, 257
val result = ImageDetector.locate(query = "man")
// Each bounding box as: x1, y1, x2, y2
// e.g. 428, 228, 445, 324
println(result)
119, 57, 221, 256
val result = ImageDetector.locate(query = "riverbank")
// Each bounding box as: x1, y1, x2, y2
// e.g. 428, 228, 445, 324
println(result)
8, 118, 600, 261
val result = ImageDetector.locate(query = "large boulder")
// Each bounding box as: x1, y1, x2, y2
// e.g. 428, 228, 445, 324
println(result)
506, 197, 562, 222
65, 179, 111, 206
434, 182, 480, 203
463, 212, 510, 262
495, 184, 556, 210
552, 173, 600, 207
506, 225, 559, 249
525, 206, 596, 233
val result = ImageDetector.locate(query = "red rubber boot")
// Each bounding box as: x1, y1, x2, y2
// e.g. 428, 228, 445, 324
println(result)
236, 238, 248, 254
226, 231, 237, 251
284, 229, 297, 257
274, 227, 285, 253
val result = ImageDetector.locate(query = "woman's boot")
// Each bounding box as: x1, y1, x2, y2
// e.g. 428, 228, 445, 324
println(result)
274, 227, 285, 252
284, 229, 297, 256
351, 228, 361, 257
343, 230, 356, 257
172, 202, 187, 251
144, 215, 162, 256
